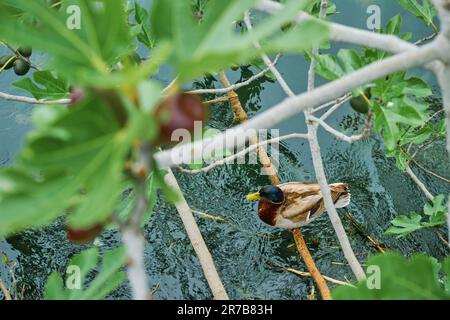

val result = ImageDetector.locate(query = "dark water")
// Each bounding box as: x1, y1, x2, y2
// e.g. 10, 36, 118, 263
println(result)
1, 1, 449, 299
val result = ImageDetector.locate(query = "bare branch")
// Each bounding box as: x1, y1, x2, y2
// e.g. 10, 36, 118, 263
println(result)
155, 41, 442, 169
303, 0, 365, 281
0, 280, 12, 300
244, 13, 295, 97
0, 92, 70, 105
405, 165, 434, 201
177, 133, 309, 174
121, 226, 150, 300
414, 32, 438, 45
121, 144, 151, 300
410, 158, 450, 184
311, 93, 351, 114
309, 115, 368, 143
188, 54, 281, 95
318, 94, 352, 120
285, 267, 355, 287
257, 0, 421, 53
164, 169, 229, 300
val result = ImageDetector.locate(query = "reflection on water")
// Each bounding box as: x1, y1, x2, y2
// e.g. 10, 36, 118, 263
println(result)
1, 1, 450, 299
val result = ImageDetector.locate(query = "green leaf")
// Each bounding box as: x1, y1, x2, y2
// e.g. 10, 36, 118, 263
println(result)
45, 247, 126, 300
134, 2, 154, 49
422, 195, 447, 227
115, 175, 158, 228
333, 252, 450, 299
0, 168, 78, 238
397, 0, 437, 27
444, 258, 450, 295
385, 195, 448, 238
0, 0, 132, 85
385, 212, 423, 238
337, 49, 363, 74
315, 48, 363, 81
13, 70, 69, 100
403, 77, 433, 98
386, 14, 402, 35
372, 97, 429, 151
315, 54, 344, 80
150, 0, 327, 80
45, 273, 68, 300
0, 93, 144, 235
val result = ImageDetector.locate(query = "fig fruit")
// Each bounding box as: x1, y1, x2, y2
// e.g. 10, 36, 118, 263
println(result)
13, 58, 30, 76
349, 89, 371, 114
0, 55, 16, 70
69, 87, 85, 104
17, 46, 32, 58
155, 93, 208, 144
66, 224, 103, 245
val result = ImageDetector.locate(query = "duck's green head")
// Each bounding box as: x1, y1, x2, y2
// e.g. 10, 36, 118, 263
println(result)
246, 185, 284, 204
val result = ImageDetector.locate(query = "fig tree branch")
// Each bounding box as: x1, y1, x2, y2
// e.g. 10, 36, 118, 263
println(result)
155, 40, 443, 169
317, 94, 352, 120
164, 169, 229, 300
0, 91, 70, 105
256, 0, 428, 54
405, 165, 434, 201
244, 13, 294, 97
216, 69, 331, 300
304, 0, 365, 281
177, 133, 309, 174
120, 144, 152, 300
0, 279, 12, 300
187, 54, 281, 95
308, 115, 369, 143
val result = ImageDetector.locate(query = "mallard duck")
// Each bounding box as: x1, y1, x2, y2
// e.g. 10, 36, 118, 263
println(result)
246, 182, 350, 229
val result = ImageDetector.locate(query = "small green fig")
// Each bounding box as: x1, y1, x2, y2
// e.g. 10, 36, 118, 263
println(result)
13, 58, 30, 76
350, 89, 372, 114
0, 55, 16, 70
17, 46, 32, 58
350, 96, 369, 114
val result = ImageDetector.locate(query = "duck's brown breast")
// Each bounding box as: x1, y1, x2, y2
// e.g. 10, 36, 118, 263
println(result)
258, 200, 282, 226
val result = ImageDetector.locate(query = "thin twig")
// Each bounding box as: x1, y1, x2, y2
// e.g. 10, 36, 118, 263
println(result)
244, 13, 295, 97
155, 41, 442, 169
317, 93, 352, 119
414, 32, 438, 45
0, 280, 12, 300
188, 54, 281, 95
0, 91, 70, 105
405, 165, 434, 201
286, 267, 355, 287
309, 115, 368, 143
204, 96, 229, 104
164, 169, 229, 300
411, 158, 450, 183
177, 133, 308, 174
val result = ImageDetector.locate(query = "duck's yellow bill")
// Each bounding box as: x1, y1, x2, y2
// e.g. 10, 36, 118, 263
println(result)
246, 192, 261, 201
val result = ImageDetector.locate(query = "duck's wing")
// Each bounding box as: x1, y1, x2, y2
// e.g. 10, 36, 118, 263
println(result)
277, 183, 349, 222
278, 183, 323, 219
